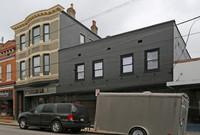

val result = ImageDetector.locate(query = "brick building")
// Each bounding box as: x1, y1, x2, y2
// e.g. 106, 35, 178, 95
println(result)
11, 4, 100, 118
0, 40, 16, 120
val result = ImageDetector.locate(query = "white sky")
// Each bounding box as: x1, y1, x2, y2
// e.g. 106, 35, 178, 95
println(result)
0, 0, 200, 58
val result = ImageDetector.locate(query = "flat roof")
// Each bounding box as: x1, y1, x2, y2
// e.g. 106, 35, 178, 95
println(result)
167, 80, 200, 87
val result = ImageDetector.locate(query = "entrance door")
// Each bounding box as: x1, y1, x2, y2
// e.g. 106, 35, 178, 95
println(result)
18, 92, 23, 115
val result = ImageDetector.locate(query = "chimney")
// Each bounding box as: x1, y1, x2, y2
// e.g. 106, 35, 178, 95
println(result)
91, 20, 98, 35
67, 4, 76, 18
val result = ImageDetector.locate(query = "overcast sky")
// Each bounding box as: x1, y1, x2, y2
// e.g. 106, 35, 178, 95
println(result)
0, 0, 200, 58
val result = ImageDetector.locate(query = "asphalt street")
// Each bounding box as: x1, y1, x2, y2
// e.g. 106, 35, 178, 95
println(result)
0, 125, 104, 135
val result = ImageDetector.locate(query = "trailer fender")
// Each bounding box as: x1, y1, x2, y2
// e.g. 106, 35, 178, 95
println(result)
129, 126, 149, 135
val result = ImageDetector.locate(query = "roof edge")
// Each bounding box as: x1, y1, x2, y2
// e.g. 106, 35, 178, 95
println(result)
174, 57, 200, 64
11, 4, 64, 31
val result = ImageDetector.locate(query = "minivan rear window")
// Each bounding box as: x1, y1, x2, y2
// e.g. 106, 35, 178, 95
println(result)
57, 104, 71, 113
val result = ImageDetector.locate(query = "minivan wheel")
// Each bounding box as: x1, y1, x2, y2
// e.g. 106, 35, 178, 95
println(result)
129, 127, 147, 135
19, 118, 28, 129
51, 121, 62, 133
71, 128, 81, 133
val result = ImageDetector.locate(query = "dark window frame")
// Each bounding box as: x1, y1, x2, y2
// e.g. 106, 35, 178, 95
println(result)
75, 63, 85, 81
43, 54, 50, 75
32, 26, 40, 45
20, 34, 26, 51
145, 48, 160, 72
20, 61, 26, 80
93, 59, 104, 79
32, 55, 40, 77
120, 53, 134, 75
43, 24, 50, 42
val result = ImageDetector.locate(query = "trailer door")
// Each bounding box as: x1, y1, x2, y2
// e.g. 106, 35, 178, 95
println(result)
179, 99, 188, 135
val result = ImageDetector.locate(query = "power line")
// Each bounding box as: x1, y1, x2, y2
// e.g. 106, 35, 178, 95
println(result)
13, 0, 140, 48
10, 0, 199, 50
80, 0, 140, 23
173, 17, 200, 69
1, 22, 200, 77
2, 29, 200, 77
177, 16, 200, 25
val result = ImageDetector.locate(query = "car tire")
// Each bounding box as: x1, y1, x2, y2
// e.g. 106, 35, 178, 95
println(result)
51, 120, 63, 133
19, 118, 28, 129
71, 128, 81, 133
129, 127, 147, 135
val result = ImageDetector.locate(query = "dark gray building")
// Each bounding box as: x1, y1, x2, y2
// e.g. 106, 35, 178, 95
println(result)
58, 20, 190, 121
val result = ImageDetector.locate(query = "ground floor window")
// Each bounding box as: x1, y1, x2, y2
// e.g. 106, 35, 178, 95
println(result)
28, 96, 56, 109
0, 100, 13, 116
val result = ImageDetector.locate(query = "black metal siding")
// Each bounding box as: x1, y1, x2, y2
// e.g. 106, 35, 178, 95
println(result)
58, 21, 176, 93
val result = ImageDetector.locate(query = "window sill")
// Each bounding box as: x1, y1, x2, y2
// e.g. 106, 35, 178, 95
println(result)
75, 79, 85, 82
120, 72, 134, 77
92, 77, 104, 80
144, 69, 160, 73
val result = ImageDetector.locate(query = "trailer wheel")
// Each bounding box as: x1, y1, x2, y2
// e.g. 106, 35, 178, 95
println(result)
129, 127, 147, 135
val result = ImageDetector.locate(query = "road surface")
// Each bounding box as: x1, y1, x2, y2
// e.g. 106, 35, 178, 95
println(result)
0, 125, 104, 135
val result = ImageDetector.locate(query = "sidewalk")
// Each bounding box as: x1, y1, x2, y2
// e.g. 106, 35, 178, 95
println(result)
0, 119, 199, 135
0, 119, 18, 126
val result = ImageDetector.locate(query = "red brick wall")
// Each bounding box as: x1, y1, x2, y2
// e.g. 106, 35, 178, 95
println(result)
0, 40, 16, 118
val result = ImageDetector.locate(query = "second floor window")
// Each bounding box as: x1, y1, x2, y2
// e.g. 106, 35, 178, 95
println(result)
44, 24, 50, 42
145, 49, 159, 71
43, 54, 50, 75
80, 34, 85, 44
33, 56, 40, 76
121, 54, 133, 75
33, 26, 40, 44
7, 64, 11, 81
28, 58, 31, 77
93, 60, 103, 78
75, 64, 84, 80
20, 61, 25, 80
28, 30, 31, 47
20, 34, 26, 51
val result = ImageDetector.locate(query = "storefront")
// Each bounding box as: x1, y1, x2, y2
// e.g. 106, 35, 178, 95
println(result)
24, 87, 56, 109
0, 90, 14, 120
25, 89, 96, 122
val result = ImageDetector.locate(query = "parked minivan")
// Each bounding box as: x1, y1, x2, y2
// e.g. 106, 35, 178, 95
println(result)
18, 103, 90, 133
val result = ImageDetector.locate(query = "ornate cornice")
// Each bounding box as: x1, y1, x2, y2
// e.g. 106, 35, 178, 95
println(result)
11, 4, 64, 31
